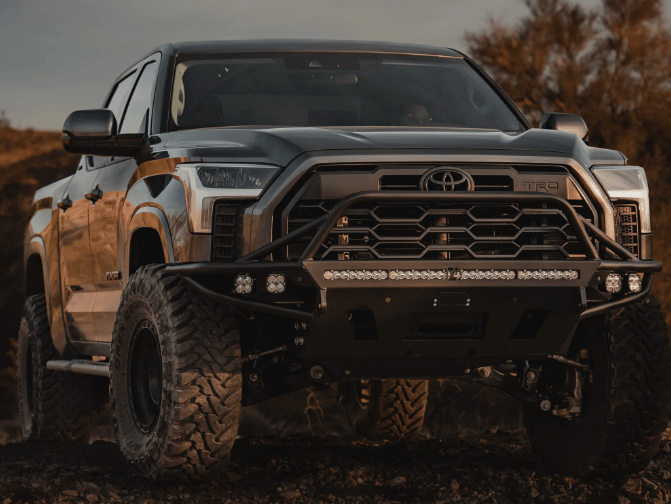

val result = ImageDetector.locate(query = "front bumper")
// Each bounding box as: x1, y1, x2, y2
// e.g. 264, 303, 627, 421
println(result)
165, 191, 661, 365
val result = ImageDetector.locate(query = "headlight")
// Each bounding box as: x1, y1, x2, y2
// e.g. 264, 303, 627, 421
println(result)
173, 163, 280, 233
592, 166, 651, 234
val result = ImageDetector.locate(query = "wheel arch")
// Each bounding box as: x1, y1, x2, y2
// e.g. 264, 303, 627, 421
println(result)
24, 237, 51, 324
126, 207, 175, 278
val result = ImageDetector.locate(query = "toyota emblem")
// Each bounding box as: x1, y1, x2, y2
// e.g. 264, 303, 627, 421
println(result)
420, 167, 474, 191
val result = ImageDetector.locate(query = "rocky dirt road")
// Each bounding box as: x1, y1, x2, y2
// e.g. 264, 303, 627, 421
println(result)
2, 424, 671, 504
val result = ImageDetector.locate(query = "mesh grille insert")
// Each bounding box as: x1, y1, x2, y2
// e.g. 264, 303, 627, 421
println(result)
616, 204, 640, 257
212, 205, 241, 262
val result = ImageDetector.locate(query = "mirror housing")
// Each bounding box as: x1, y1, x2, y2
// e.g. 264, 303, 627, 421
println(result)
540, 112, 588, 141
62, 109, 144, 156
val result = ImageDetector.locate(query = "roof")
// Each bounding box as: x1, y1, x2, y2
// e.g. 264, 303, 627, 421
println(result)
172, 39, 464, 58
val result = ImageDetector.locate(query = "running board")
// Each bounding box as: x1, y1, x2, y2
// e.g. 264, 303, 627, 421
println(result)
46, 360, 110, 377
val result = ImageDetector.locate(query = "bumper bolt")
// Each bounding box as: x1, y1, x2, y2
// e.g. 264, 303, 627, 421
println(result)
294, 336, 304, 346
540, 399, 552, 411
477, 367, 492, 378
249, 372, 259, 382
526, 371, 538, 382
310, 365, 324, 380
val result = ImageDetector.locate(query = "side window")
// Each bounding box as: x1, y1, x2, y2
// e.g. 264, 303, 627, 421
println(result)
105, 71, 137, 124
120, 61, 159, 134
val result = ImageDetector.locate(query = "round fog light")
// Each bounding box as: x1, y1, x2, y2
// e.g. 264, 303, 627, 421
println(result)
605, 273, 622, 293
628, 274, 642, 293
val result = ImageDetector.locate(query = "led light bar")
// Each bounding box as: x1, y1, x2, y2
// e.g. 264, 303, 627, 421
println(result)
518, 270, 579, 280
460, 270, 516, 280
389, 270, 448, 280
324, 270, 389, 281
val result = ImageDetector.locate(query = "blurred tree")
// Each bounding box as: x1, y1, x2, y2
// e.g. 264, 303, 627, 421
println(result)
466, 0, 671, 321
0, 111, 9, 128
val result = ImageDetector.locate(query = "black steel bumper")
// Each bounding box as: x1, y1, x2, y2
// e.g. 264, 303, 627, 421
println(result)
165, 191, 661, 363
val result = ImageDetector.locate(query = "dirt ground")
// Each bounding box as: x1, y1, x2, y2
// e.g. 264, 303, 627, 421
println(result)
2, 414, 671, 504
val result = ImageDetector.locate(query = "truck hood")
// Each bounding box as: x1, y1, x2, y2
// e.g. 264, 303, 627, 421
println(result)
155, 126, 625, 167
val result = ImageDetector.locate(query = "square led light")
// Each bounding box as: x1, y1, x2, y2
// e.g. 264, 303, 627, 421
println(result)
628, 274, 642, 293
605, 273, 622, 293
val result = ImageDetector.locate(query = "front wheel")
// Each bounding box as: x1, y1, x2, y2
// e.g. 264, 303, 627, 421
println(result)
110, 265, 242, 482
524, 296, 671, 477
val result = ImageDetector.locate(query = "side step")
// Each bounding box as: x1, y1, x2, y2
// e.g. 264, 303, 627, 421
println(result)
46, 360, 110, 377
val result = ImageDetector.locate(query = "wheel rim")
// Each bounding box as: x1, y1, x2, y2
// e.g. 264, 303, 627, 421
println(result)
129, 321, 162, 431
24, 340, 34, 415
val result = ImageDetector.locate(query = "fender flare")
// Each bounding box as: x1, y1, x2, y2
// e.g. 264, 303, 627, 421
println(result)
25, 236, 51, 324
126, 206, 175, 277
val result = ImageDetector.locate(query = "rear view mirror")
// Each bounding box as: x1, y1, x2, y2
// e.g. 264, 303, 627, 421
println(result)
540, 112, 588, 141
62, 109, 143, 156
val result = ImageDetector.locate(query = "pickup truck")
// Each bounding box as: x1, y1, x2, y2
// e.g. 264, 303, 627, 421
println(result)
17, 40, 670, 482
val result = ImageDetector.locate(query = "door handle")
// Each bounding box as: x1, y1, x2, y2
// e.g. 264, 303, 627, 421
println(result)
57, 196, 73, 210
85, 185, 103, 202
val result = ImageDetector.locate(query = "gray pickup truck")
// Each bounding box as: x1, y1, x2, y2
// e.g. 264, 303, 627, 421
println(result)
18, 40, 669, 481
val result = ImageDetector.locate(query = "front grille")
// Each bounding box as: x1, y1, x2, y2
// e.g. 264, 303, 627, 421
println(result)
280, 164, 597, 261
616, 203, 640, 257
212, 204, 242, 262
287, 201, 587, 260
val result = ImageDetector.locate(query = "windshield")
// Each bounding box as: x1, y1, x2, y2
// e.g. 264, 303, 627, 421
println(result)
169, 52, 524, 132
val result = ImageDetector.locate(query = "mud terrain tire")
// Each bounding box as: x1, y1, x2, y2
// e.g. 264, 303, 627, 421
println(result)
524, 296, 671, 477
348, 379, 428, 440
110, 265, 242, 482
17, 294, 95, 444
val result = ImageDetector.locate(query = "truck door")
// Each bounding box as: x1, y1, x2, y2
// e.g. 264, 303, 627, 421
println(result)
88, 58, 161, 342
57, 157, 100, 342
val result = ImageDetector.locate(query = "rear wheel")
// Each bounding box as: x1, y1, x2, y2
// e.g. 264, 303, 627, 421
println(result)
110, 265, 242, 482
346, 379, 428, 440
524, 296, 671, 477
16, 294, 95, 444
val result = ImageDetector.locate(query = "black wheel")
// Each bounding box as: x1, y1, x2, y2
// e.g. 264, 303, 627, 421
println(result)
524, 295, 671, 477
345, 379, 428, 440
110, 265, 242, 482
16, 294, 95, 443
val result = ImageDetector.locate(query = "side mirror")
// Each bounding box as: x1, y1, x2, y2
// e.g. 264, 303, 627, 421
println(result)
62, 109, 144, 156
539, 112, 588, 142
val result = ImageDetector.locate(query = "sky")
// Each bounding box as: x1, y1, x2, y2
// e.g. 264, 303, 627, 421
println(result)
1, 0, 667, 130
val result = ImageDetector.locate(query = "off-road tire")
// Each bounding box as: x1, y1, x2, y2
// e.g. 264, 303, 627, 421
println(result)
524, 295, 671, 477
16, 294, 95, 443
348, 379, 428, 440
110, 265, 242, 482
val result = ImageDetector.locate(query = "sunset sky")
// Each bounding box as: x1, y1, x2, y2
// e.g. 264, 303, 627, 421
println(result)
3, 0, 666, 130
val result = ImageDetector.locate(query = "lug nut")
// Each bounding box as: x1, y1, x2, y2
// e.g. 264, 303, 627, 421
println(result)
249, 372, 259, 382
540, 399, 552, 411
294, 336, 304, 346
310, 365, 324, 380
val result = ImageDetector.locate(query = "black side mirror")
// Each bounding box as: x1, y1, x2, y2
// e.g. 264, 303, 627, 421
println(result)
539, 112, 588, 142
62, 109, 144, 156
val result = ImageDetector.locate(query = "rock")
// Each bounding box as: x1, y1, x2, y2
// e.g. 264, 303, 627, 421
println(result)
86, 495, 99, 503
279, 489, 301, 499
298, 473, 313, 486
62, 490, 78, 497
641, 477, 658, 490
345, 476, 358, 487
451, 479, 460, 491
227, 472, 244, 483
2, 499, 11, 504
530, 488, 539, 498
390, 476, 406, 486
618, 497, 630, 504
